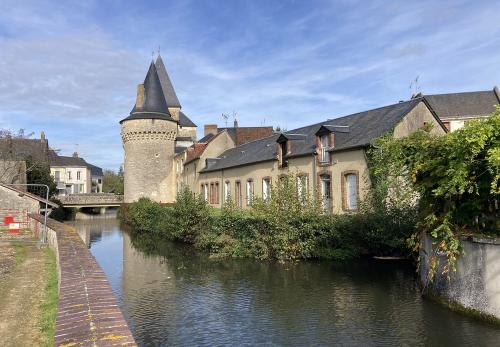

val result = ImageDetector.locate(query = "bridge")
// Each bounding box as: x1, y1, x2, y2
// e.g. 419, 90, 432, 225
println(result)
58, 194, 124, 212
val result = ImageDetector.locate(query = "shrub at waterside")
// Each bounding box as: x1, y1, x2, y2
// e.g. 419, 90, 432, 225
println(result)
123, 176, 409, 261
124, 109, 499, 263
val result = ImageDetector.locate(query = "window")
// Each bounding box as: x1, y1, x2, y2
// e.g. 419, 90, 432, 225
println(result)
235, 181, 242, 208
319, 135, 330, 164
297, 175, 308, 204
98, 179, 102, 184
202, 184, 209, 202
262, 178, 271, 201
224, 181, 230, 203
320, 174, 331, 212
209, 183, 215, 204
77, 171, 81, 180
344, 173, 358, 211
215, 182, 220, 204
246, 180, 254, 206
54, 171, 60, 182
68, 171, 72, 180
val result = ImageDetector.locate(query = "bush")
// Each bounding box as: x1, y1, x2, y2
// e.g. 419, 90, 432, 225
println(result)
123, 178, 401, 262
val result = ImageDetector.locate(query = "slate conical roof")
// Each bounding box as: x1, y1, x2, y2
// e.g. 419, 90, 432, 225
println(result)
120, 61, 175, 123
155, 55, 181, 108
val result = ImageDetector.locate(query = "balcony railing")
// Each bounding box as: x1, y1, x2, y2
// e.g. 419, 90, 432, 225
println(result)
319, 147, 330, 164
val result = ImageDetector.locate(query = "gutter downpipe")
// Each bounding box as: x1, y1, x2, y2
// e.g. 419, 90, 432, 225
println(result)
312, 151, 317, 203
221, 168, 224, 209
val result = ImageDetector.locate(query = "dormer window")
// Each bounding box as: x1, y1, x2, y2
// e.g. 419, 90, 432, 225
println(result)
276, 135, 290, 168
276, 133, 306, 168
315, 125, 349, 166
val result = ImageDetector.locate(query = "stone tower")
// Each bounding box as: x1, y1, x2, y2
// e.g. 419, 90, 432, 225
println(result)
120, 57, 179, 203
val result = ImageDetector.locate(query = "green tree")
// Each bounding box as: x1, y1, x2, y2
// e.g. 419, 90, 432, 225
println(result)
102, 167, 124, 194
24, 155, 57, 198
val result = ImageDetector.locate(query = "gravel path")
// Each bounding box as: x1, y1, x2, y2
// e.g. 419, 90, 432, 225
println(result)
0, 243, 49, 346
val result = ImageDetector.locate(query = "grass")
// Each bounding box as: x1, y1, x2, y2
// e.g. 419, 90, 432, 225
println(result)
40, 247, 58, 347
13, 242, 27, 264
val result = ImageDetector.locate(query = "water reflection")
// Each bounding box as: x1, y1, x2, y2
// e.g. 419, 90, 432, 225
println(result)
72, 219, 500, 347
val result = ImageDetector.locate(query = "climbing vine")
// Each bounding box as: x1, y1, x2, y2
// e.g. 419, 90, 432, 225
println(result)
368, 107, 500, 281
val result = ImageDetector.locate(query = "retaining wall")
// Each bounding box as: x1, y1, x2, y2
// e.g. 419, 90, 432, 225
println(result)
29, 214, 136, 346
420, 233, 500, 321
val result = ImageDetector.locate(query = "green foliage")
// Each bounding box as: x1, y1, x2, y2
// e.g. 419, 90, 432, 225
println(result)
102, 167, 124, 194
24, 155, 57, 198
124, 175, 408, 262
370, 108, 500, 280
49, 198, 76, 222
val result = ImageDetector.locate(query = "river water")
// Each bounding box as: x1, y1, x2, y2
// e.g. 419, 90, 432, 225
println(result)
70, 218, 500, 347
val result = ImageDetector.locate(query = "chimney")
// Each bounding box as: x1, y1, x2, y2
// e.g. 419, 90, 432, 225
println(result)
204, 124, 218, 137
40, 131, 45, 140
135, 84, 145, 109
233, 117, 238, 128
72, 152, 78, 158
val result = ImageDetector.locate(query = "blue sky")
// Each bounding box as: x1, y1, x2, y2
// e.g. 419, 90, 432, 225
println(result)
0, 0, 499, 170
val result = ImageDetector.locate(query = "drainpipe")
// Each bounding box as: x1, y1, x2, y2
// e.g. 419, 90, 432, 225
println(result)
312, 151, 317, 202
221, 168, 224, 209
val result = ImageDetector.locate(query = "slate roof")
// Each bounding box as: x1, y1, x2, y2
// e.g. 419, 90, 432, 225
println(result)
197, 133, 216, 143
155, 55, 181, 108
201, 98, 424, 172
86, 163, 103, 177
120, 62, 175, 124
50, 154, 88, 167
179, 111, 197, 127
424, 88, 500, 120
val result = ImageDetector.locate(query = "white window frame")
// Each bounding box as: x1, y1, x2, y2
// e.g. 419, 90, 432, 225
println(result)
345, 173, 358, 211
246, 180, 254, 206
224, 181, 230, 202
203, 184, 209, 202
262, 178, 271, 201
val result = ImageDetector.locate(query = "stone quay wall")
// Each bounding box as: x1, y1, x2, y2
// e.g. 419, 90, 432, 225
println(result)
420, 233, 500, 321
29, 213, 136, 346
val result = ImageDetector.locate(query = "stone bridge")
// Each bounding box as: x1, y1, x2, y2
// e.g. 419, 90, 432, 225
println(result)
58, 193, 124, 209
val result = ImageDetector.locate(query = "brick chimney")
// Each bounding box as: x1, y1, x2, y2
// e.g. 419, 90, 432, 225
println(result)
204, 124, 218, 137
40, 131, 45, 140
72, 152, 78, 158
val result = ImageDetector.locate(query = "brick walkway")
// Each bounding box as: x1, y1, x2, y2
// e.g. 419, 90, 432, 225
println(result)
29, 214, 136, 347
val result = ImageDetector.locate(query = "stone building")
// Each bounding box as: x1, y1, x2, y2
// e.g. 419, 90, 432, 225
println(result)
122, 58, 498, 212
0, 132, 50, 185
422, 87, 500, 132
50, 152, 92, 195
121, 55, 197, 203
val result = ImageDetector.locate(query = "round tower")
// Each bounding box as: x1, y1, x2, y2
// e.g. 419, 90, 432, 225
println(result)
120, 61, 178, 203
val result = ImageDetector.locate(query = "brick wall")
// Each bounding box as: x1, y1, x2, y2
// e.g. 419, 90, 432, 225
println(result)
29, 214, 136, 346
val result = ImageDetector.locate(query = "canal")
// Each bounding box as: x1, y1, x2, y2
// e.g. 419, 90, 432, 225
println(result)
70, 218, 500, 347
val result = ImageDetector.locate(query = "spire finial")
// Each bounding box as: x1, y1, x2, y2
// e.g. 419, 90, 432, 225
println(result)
158, 45, 161, 56
152, 49, 155, 61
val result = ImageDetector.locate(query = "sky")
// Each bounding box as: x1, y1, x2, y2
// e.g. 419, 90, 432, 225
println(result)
0, 0, 499, 170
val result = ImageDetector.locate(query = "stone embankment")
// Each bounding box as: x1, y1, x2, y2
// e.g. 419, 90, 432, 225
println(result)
420, 233, 500, 322
29, 214, 136, 346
